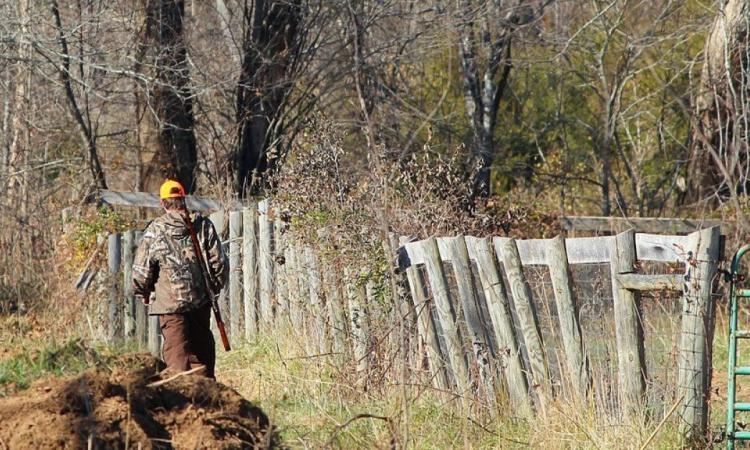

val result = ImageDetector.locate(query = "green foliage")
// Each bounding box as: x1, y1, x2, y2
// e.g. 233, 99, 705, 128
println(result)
62, 206, 133, 266
0, 339, 116, 396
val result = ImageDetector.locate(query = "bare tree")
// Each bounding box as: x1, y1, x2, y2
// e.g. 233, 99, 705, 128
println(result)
688, 0, 750, 229
455, 0, 551, 203
50, 0, 108, 190
234, 0, 303, 195
544, 0, 694, 216
5, 0, 31, 208
137, 0, 197, 192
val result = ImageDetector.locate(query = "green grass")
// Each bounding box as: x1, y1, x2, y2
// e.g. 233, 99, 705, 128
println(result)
0, 338, 124, 396
0, 314, 142, 397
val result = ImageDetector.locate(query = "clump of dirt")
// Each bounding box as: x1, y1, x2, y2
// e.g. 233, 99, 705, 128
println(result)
0, 353, 275, 449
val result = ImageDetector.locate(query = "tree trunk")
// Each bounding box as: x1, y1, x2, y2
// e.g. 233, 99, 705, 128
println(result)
139, 0, 197, 193
51, 0, 107, 190
599, 134, 612, 216
456, 0, 543, 205
235, 0, 301, 196
6, 0, 30, 208
688, 0, 749, 203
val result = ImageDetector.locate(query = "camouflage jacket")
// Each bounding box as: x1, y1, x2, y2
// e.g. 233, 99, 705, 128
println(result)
132, 210, 228, 315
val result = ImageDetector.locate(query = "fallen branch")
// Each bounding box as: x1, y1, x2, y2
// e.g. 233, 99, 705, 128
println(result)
147, 366, 204, 387
639, 395, 684, 450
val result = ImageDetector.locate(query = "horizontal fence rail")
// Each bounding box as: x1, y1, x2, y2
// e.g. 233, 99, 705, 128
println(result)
98, 200, 723, 443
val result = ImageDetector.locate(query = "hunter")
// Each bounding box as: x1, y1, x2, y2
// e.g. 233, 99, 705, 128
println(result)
132, 179, 228, 378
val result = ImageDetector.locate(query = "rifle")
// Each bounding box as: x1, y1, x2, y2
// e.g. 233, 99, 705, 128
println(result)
181, 210, 231, 352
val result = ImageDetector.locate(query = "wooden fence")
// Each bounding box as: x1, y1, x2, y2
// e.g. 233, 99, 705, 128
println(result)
100, 201, 722, 442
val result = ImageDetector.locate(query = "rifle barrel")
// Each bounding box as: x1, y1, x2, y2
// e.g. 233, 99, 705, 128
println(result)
182, 211, 231, 351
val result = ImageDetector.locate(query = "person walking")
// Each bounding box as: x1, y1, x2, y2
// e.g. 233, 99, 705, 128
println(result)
132, 179, 228, 378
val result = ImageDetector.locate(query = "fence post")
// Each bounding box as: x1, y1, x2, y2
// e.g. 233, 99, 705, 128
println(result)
229, 210, 243, 342
401, 237, 449, 391
297, 248, 313, 355
134, 232, 147, 348
323, 266, 348, 356
609, 229, 646, 419
496, 237, 550, 405
365, 279, 379, 376
388, 233, 415, 376
274, 212, 288, 319
107, 233, 122, 343
242, 205, 258, 340
466, 236, 530, 415
122, 230, 136, 339
677, 226, 721, 441
438, 236, 496, 406
346, 268, 370, 381
547, 235, 589, 400
285, 244, 303, 331
148, 315, 160, 358
421, 237, 470, 398
305, 246, 327, 354
258, 200, 274, 326
209, 210, 225, 236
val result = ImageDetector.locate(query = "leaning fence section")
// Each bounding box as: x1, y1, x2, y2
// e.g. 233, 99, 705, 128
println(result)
101, 201, 722, 442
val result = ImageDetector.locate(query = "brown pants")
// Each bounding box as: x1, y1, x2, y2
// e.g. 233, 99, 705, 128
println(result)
158, 303, 216, 379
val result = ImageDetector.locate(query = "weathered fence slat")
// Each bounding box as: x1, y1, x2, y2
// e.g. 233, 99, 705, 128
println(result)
107, 233, 122, 343
228, 211, 243, 341
122, 230, 136, 339
402, 237, 449, 391
610, 229, 646, 418
148, 315, 160, 357
514, 239, 548, 265
93, 189, 224, 211
438, 236, 496, 406
274, 212, 289, 319
495, 237, 550, 404
323, 266, 347, 355
258, 200, 273, 325
616, 273, 683, 291
209, 210, 225, 236
365, 279, 378, 376
547, 236, 588, 400
242, 205, 258, 340
466, 236, 531, 415
134, 231, 147, 348
285, 245, 303, 331
346, 268, 371, 378
388, 233, 414, 373
296, 247, 313, 356
421, 237, 470, 397
635, 233, 691, 262
305, 247, 327, 354
677, 226, 721, 440
562, 215, 723, 234
564, 236, 613, 264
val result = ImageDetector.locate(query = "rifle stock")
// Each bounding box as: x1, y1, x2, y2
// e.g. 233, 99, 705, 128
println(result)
182, 210, 231, 352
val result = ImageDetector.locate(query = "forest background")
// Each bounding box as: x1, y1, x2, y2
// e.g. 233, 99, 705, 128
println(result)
3, 0, 748, 299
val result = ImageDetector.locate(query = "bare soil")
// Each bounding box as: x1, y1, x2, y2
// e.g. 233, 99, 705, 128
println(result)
0, 354, 274, 449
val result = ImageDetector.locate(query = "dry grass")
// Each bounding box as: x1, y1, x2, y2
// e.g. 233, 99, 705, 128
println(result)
216, 324, 686, 449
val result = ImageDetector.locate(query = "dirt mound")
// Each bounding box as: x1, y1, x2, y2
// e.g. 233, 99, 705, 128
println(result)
0, 353, 274, 449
